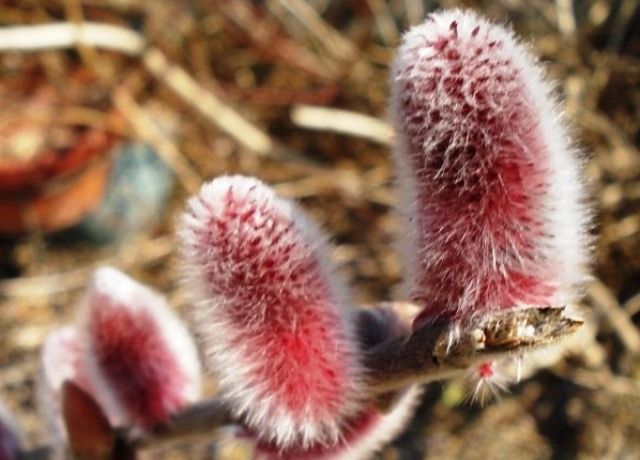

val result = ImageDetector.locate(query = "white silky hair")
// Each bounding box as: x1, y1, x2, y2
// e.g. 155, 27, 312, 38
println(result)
36, 326, 83, 444
76, 266, 201, 428
330, 385, 423, 460
390, 9, 591, 311
179, 175, 364, 450
250, 386, 423, 460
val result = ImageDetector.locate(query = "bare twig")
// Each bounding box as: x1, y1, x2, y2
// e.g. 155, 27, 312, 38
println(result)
366, 0, 400, 46
132, 399, 234, 450
141, 48, 275, 157
219, 1, 334, 79
364, 305, 583, 394
274, 166, 392, 205
0, 22, 144, 55
587, 279, 640, 354
274, 0, 358, 62
606, 0, 640, 50
63, 0, 107, 78
624, 291, 640, 317
602, 214, 640, 244
291, 105, 393, 145
17, 398, 234, 460
553, 367, 640, 397
18, 305, 582, 459
404, 0, 425, 26
555, 0, 577, 39
577, 107, 635, 151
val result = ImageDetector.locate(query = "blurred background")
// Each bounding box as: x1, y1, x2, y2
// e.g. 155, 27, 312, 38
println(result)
0, 0, 639, 458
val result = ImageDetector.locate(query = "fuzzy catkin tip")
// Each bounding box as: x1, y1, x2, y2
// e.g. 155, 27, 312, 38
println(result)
179, 175, 362, 450
390, 9, 591, 321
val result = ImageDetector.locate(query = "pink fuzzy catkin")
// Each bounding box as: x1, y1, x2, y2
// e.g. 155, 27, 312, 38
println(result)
180, 176, 363, 450
390, 9, 590, 321
78, 267, 201, 429
38, 270, 201, 448
249, 305, 423, 460
251, 385, 422, 460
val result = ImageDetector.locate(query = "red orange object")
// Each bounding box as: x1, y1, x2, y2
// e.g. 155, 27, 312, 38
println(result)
0, 67, 119, 234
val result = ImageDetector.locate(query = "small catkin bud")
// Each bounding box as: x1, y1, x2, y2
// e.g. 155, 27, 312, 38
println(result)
79, 267, 201, 429
0, 401, 21, 460
390, 9, 591, 322
179, 175, 362, 449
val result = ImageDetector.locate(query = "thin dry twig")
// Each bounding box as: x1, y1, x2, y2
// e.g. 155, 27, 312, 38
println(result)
606, 0, 640, 50
602, 214, 640, 244
366, 0, 400, 46
219, 1, 334, 79
624, 292, 640, 317
63, 0, 107, 77
274, 0, 358, 62
577, 107, 639, 162
113, 87, 202, 193
274, 166, 392, 205
0, 22, 145, 55
17, 399, 235, 460
141, 48, 274, 157
291, 104, 393, 145
404, 0, 425, 26
554, 367, 640, 397
364, 305, 583, 394
0, 21, 275, 158
133, 399, 234, 450
555, 0, 577, 39
587, 279, 640, 355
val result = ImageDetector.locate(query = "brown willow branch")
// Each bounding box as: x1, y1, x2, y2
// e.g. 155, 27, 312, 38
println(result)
363, 305, 583, 394
18, 399, 234, 460
130, 399, 234, 450
19, 305, 582, 460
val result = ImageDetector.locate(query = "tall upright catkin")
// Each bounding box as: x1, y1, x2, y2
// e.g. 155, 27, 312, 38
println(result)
390, 9, 590, 323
